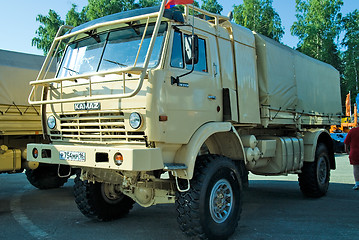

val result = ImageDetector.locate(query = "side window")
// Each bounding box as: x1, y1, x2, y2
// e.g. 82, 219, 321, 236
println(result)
170, 31, 184, 68
184, 34, 207, 73
170, 31, 208, 73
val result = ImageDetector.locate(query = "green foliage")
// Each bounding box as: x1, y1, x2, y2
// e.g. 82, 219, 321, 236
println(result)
136, 0, 162, 8
201, 0, 223, 14
31, 10, 64, 55
66, 4, 87, 27
341, 10, 359, 95
233, 0, 284, 42
291, 0, 343, 71
85, 0, 136, 21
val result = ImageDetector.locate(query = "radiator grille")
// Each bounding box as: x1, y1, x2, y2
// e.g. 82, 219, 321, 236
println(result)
49, 112, 145, 144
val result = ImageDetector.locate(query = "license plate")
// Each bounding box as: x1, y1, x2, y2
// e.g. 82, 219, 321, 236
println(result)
59, 151, 86, 162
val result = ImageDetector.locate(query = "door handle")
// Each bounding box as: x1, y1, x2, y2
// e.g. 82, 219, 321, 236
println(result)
213, 63, 218, 77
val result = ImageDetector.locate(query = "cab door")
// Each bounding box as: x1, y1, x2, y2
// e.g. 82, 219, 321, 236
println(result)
162, 27, 221, 144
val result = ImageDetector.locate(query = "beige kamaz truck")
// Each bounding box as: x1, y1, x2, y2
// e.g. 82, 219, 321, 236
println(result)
26, 1, 341, 239
0, 49, 71, 189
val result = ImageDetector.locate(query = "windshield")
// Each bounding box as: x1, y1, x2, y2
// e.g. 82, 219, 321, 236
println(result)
58, 22, 167, 78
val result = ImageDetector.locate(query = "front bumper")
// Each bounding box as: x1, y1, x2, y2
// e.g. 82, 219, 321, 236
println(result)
27, 143, 164, 171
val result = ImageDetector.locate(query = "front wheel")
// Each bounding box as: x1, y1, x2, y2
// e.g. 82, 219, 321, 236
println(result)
176, 155, 243, 239
298, 143, 330, 198
73, 173, 134, 221
25, 164, 69, 189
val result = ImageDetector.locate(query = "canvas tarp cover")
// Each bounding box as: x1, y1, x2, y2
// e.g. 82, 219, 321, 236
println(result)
0, 49, 48, 106
254, 33, 342, 116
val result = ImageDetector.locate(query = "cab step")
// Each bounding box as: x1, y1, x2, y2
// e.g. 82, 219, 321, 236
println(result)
163, 163, 187, 170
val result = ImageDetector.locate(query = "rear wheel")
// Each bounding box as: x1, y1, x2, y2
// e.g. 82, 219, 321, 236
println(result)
25, 164, 69, 189
73, 173, 134, 221
298, 143, 330, 198
176, 155, 242, 239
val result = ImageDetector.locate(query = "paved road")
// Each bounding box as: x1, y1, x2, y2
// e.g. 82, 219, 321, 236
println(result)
0, 154, 358, 240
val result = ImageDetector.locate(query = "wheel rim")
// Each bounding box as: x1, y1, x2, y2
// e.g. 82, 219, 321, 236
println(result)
209, 179, 233, 224
101, 183, 123, 204
317, 156, 328, 185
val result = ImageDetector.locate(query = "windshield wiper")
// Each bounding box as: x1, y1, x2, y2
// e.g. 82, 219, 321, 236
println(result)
103, 59, 128, 67
63, 67, 79, 75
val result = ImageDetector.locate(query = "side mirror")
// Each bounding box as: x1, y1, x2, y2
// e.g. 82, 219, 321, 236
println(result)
185, 35, 199, 65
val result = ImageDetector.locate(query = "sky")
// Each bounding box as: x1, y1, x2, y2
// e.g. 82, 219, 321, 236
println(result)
1, 0, 358, 56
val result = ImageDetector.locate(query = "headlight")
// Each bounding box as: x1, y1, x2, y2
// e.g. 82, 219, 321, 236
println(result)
47, 115, 56, 129
129, 112, 142, 129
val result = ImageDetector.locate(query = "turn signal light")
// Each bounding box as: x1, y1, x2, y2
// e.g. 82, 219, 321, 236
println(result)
159, 115, 168, 121
32, 148, 39, 158
114, 152, 123, 166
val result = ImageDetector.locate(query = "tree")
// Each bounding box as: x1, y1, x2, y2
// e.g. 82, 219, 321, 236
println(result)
233, 0, 284, 42
32, 10, 64, 55
66, 4, 87, 27
136, 0, 161, 8
291, 0, 343, 71
85, 0, 136, 21
341, 10, 359, 95
201, 0, 223, 14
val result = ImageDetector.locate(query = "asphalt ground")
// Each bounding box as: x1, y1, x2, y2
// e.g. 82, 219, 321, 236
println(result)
0, 154, 358, 240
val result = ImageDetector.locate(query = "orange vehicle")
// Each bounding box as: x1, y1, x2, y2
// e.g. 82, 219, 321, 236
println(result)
330, 92, 358, 152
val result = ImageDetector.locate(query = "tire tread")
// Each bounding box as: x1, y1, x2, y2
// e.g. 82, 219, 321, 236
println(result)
73, 173, 134, 221
176, 155, 242, 239
26, 164, 68, 190
298, 143, 330, 198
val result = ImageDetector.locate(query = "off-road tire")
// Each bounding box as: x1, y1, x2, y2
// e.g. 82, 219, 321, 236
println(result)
73, 173, 134, 221
25, 164, 69, 190
237, 160, 249, 189
298, 143, 330, 198
176, 155, 242, 240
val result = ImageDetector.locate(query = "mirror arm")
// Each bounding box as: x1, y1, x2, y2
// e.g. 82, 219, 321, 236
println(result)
170, 24, 196, 87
